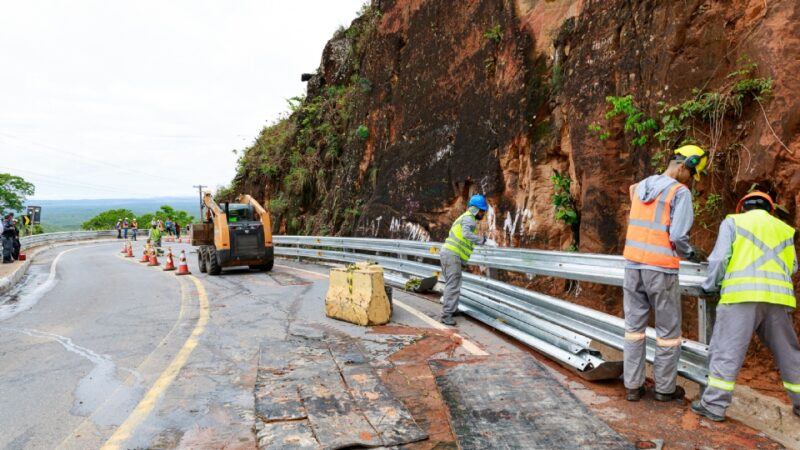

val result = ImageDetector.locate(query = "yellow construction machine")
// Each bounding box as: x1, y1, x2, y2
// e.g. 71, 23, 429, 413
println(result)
191, 192, 274, 275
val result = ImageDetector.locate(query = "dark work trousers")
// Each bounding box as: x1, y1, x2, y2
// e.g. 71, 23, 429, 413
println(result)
1, 235, 13, 262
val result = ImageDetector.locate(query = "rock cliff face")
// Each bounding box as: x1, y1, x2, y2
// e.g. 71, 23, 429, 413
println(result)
228, 0, 800, 397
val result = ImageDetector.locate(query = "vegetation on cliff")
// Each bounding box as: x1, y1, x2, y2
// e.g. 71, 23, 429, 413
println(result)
220, 3, 381, 236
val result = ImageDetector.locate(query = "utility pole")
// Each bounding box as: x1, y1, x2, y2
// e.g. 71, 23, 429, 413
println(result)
192, 184, 207, 222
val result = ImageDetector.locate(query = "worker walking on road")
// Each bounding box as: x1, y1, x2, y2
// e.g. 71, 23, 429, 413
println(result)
622, 145, 708, 402
692, 192, 800, 422
439, 194, 488, 326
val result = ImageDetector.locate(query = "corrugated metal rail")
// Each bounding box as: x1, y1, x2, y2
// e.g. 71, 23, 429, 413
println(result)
20, 230, 116, 249
273, 236, 712, 386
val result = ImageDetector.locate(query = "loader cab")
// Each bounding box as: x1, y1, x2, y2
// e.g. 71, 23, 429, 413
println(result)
224, 203, 255, 223
222, 202, 265, 260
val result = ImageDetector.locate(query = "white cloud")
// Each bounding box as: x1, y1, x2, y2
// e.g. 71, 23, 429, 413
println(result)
0, 0, 367, 199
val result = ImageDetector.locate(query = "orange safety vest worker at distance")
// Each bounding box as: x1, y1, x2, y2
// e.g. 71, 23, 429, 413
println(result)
623, 182, 684, 269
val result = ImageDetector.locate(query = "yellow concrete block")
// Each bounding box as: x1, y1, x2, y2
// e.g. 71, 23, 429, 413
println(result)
325, 263, 391, 326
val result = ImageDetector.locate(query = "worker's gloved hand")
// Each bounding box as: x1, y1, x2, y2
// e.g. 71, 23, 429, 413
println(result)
687, 249, 708, 263
700, 288, 719, 298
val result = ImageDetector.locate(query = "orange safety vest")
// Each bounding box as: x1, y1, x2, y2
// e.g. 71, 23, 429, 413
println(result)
623, 182, 684, 269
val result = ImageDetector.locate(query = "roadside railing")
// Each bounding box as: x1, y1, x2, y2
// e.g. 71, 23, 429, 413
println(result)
273, 236, 712, 386
20, 231, 116, 249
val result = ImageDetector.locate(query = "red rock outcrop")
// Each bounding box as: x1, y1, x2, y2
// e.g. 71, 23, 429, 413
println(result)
229, 0, 800, 400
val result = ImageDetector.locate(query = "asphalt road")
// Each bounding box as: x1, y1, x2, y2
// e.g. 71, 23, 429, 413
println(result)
0, 241, 481, 449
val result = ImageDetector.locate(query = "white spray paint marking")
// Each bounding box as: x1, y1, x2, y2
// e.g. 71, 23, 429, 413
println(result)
486, 205, 498, 242
2, 327, 144, 424
0, 247, 81, 321
389, 217, 431, 241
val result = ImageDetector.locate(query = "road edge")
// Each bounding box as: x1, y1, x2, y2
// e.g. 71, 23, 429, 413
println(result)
0, 238, 117, 296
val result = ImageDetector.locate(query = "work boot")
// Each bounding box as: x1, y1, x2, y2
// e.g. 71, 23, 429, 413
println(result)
440, 316, 456, 326
654, 385, 685, 402
691, 400, 724, 422
626, 386, 645, 401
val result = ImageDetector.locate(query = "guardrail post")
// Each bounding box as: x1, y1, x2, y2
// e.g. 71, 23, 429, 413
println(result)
697, 297, 717, 344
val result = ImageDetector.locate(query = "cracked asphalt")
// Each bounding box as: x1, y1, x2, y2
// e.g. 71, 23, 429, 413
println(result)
0, 242, 479, 449
0, 241, 785, 449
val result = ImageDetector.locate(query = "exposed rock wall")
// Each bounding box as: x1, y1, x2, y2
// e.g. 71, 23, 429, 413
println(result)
228, 0, 800, 399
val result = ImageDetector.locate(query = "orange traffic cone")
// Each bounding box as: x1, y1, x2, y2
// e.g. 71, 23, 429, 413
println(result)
140, 244, 150, 263
125, 242, 135, 257
148, 249, 160, 266
163, 248, 176, 271
120, 242, 128, 253
177, 238, 182, 243
175, 250, 191, 276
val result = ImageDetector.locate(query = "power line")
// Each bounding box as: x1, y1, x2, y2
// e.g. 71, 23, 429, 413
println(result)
0, 131, 183, 182
0, 165, 143, 196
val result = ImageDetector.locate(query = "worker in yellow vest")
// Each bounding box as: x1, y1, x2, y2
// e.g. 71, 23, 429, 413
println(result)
692, 191, 800, 422
622, 145, 708, 402
439, 194, 488, 326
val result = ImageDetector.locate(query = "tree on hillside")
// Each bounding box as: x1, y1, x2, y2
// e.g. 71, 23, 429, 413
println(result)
81, 205, 195, 231
0, 173, 35, 213
81, 209, 135, 230
139, 205, 194, 227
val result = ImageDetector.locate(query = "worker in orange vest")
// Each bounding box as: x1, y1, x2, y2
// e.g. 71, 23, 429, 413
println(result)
622, 145, 708, 402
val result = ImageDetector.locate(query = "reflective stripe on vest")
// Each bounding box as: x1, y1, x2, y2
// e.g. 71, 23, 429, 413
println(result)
623, 182, 683, 269
442, 211, 476, 262
720, 210, 797, 308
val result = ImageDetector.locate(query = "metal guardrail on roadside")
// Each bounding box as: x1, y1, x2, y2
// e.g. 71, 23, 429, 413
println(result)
19, 230, 116, 249
273, 236, 712, 386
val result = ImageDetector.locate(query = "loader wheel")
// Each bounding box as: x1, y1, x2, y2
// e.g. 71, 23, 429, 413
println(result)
198, 248, 208, 273
207, 249, 222, 275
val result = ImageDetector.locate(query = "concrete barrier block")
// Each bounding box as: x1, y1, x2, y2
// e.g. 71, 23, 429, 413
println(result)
325, 263, 391, 326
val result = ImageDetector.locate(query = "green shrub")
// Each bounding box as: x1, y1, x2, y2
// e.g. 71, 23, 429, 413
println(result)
483, 25, 502, 42
356, 124, 370, 140
551, 171, 578, 226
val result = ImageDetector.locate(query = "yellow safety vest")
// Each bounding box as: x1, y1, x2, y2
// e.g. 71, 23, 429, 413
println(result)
442, 211, 476, 262
720, 209, 797, 307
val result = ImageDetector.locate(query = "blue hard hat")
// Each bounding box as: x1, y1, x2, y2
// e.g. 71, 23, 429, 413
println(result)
468, 194, 488, 211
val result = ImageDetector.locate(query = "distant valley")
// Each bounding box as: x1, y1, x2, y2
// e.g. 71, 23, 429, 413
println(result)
24, 197, 200, 232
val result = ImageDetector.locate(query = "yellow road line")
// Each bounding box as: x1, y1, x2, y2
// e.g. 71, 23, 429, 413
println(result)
276, 263, 488, 356
55, 275, 192, 450
101, 275, 209, 450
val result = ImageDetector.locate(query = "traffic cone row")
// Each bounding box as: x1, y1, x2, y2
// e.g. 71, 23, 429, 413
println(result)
175, 250, 191, 275
120, 242, 128, 254
163, 248, 176, 271
124, 242, 191, 275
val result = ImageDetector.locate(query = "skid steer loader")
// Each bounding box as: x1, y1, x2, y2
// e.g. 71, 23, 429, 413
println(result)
191, 191, 274, 275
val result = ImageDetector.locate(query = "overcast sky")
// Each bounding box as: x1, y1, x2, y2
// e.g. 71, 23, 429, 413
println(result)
0, 0, 366, 200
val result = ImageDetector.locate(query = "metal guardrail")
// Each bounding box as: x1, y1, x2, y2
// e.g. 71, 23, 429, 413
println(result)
19, 230, 116, 249
273, 236, 711, 386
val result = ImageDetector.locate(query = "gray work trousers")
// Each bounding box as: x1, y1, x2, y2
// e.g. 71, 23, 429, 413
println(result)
1, 235, 13, 261
440, 251, 463, 319
700, 303, 800, 417
623, 268, 682, 393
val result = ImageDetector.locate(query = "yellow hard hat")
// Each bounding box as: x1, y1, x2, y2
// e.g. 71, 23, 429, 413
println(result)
674, 145, 707, 181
